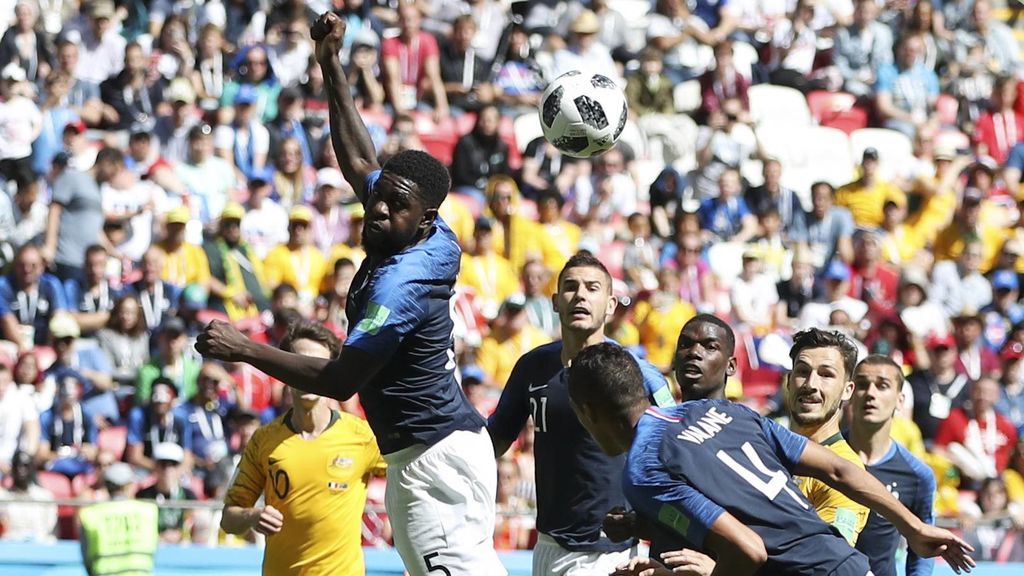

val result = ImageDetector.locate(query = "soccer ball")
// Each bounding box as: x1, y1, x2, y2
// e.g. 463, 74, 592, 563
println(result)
538, 71, 628, 159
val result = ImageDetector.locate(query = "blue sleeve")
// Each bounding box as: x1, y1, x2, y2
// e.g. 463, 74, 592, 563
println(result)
1006, 143, 1024, 171
630, 438, 726, 548
126, 407, 144, 445
344, 270, 430, 358
835, 208, 855, 237
179, 418, 194, 452
875, 64, 896, 93
63, 280, 81, 311
906, 448, 937, 576
697, 200, 714, 230
43, 276, 68, 310
39, 410, 52, 442
636, 354, 675, 407
83, 347, 112, 375
759, 415, 808, 471
926, 72, 939, 98
166, 283, 183, 308
363, 169, 382, 204
486, 355, 533, 449
84, 419, 97, 444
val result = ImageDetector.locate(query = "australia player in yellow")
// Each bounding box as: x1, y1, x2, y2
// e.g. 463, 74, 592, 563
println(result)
786, 328, 870, 545
221, 321, 385, 575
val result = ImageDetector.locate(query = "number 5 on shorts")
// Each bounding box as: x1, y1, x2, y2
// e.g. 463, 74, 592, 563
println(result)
424, 552, 451, 576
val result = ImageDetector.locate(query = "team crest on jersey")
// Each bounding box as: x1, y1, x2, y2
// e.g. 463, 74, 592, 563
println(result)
330, 455, 354, 470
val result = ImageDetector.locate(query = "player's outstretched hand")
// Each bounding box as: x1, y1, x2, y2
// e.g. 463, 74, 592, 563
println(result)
660, 549, 716, 576
250, 505, 284, 536
907, 523, 976, 574
609, 557, 673, 576
196, 319, 250, 362
603, 507, 637, 542
310, 11, 346, 64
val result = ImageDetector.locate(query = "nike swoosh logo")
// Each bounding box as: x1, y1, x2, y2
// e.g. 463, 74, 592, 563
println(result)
527, 383, 548, 392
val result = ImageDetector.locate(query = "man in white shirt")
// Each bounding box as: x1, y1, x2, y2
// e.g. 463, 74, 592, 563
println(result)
551, 10, 622, 86
241, 168, 288, 260
175, 123, 235, 225
0, 363, 38, 476
71, 0, 126, 86
731, 248, 779, 332
98, 147, 168, 261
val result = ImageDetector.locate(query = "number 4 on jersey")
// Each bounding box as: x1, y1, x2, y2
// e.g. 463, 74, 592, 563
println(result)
717, 442, 808, 509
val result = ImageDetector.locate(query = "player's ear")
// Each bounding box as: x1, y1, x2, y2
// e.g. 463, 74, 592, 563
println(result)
841, 379, 855, 402
605, 291, 617, 317
725, 355, 737, 377
420, 207, 438, 229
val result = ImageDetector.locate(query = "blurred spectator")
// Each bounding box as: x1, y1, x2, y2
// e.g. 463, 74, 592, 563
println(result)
0, 362, 38, 475
848, 229, 899, 316
381, 3, 448, 120
768, 0, 820, 93
974, 75, 1023, 165
521, 260, 559, 339
935, 376, 1018, 483
175, 124, 234, 225
493, 23, 545, 113
932, 239, 993, 319
309, 168, 352, 253
0, 172, 47, 263
269, 88, 316, 168
270, 18, 313, 89
486, 175, 559, 274
0, 244, 69, 347
52, 37, 102, 128
536, 188, 581, 271
730, 248, 778, 334
952, 310, 1000, 381
193, 24, 228, 106
494, 457, 536, 550
97, 295, 151, 388
99, 42, 163, 132
875, 33, 940, 139
73, 0, 127, 86
623, 213, 661, 293
669, 231, 714, 313
833, 0, 893, 99
744, 157, 806, 242
130, 247, 182, 332
440, 15, 494, 114
44, 312, 118, 426
346, 30, 386, 111
982, 271, 1024, 351
477, 295, 551, 388
44, 149, 107, 282
37, 375, 97, 478
460, 217, 519, 320
315, 257, 356, 333
647, 0, 712, 84
451, 104, 511, 198
962, 477, 1024, 562
155, 205, 211, 290
263, 205, 327, 308
997, 342, 1024, 429
271, 136, 315, 208
698, 40, 750, 122
0, 75, 42, 183
137, 442, 198, 543
776, 248, 816, 329
240, 169, 289, 259
64, 245, 121, 336
14, 351, 49, 414
155, 78, 201, 165
553, 10, 621, 85
697, 168, 757, 242
635, 266, 696, 371
933, 188, 1004, 271
222, 45, 281, 123
215, 85, 270, 182
98, 147, 167, 263
178, 363, 231, 483
797, 260, 867, 330
126, 379, 192, 474
519, 138, 579, 199
137, 318, 200, 403
0, 451, 57, 542
33, 72, 77, 174
836, 148, 907, 229
126, 130, 188, 199
570, 146, 637, 234
905, 145, 962, 250
692, 98, 759, 199
204, 203, 269, 321
964, 0, 1021, 77
907, 333, 969, 445
625, 47, 674, 117
0, 3, 53, 85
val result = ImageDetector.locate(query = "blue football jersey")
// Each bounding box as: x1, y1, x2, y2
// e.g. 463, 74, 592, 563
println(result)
344, 170, 485, 454
626, 401, 865, 574
854, 441, 935, 576
488, 340, 674, 552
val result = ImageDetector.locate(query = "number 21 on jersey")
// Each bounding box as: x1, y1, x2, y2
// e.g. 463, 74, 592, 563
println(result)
530, 396, 548, 433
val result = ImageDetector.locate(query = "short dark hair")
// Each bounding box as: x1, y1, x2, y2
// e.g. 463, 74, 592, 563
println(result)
381, 149, 451, 210
811, 181, 835, 195
95, 146, 124, 166
682, 314, 736, 355
791, 329, 859, 379
279, 320, 342, 358
334, 257, 355, 274
536, 187, 565, 209
856, 354, 904, 390
568, 342, 646, 413
271, 283, 299, 301
85, 244, 107, 259
557, 251, 612, 289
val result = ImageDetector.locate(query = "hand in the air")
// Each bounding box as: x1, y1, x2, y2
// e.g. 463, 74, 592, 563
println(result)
907, 523, 975, 574
195, 320, 250, 362
310, 12, 347, 64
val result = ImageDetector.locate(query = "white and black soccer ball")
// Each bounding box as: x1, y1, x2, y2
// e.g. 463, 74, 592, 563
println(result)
538, 71, 628, 159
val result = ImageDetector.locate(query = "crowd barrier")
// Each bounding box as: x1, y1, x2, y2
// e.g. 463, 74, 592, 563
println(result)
0, 542, 1020, 576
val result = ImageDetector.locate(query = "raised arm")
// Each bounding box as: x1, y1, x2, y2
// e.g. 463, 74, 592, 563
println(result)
311, 12, 380, 201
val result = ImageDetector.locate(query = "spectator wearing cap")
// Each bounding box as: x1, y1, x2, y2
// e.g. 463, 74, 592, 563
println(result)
0, 244, 69, 347
460, 216, 520, 320
952, 309, 1001, 381
835, 147, 908, 229
42, 137, 108, 282
153, 77, 201, 165
309, 168, 354, 254
175, 123, 235, 225
973, 75, 1023, 165
0, 70, 42, 184
99, 42, 164, 132
240, 168, 289, 259
156, 205, 211, 289
37, 374, 98, 478
96, 146, 168, 262
137, 441, 199, 543
214, 84, 270, 182
553, 9, 621, 85
380, 2, 449, 121
0, 362, 38, 476
263, 205, 328, 307
907, 333, 969, 444
848, 228, 900, 315
982, 270, 1024, 349
221, 45, 281, 124
130, 247, 182, 332
0, 450, 57, 542
137, 317, 201, 403
0, 170, 47, 254
797, 259, 867, 330
875, 33, 940, 139
96, 294, 151, 388
933, 188, 1005, 272
997, 341, 1024, 429
177, 362, 232, 483
730, 247, 778, 335
45, 311, 118, 425
439, 15, 495, 114
203, 203, 269, 321
934, 375, 1019, 484
932, 238, 994, 319
268, 87, 315, 168
478, 294, 552, 388
74, 0, 127, 86
126, 379, 192, 473
832, 0, 893, 99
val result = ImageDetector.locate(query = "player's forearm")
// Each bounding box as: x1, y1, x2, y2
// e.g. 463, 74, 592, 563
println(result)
321, 52, 379, 196
221, 506, 257, 534
818, 458, 922, 537
238, 340, 336, 397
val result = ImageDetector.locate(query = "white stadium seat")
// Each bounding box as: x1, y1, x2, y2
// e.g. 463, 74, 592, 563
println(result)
513, 112, 544, 153
748, 84, 812, 128
673, 80, 702, 114
755, 125, 854, 200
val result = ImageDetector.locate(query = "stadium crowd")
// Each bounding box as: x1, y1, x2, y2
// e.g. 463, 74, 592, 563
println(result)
0, 0, 1024, 564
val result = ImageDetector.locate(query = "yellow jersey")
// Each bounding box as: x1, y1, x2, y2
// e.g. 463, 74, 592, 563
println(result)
634, 297, 696, 371
835, 179, 907, 229
796, 433, 870, 546
458, 253, 521, 319
263, 245, 328, 303
477, 325, 552, 388
931, 222, 1004, 273
159, 243, 211, 288
224, 410, 386, 576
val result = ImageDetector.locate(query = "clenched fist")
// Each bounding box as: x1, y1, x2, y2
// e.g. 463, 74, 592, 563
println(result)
195, 319, 251, 362
311, 12, 347, 64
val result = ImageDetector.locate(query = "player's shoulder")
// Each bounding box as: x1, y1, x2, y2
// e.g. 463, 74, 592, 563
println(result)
248, 414, 291, 447
519, 340, 564, 364
330, 411, 376, 442
892, 442, 936, 488
374, 217, 461, 287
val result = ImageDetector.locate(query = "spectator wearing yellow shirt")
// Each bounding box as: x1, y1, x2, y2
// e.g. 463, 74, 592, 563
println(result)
835, 148, 907, 229
459, 217, 521, 320
477, 295, 551, 388
932, 188, 1004, 272
905, 146, 963, 246
634, 267, 696, 372
326, 204, 366, 274
263, 206, 328, 307
438, 191, 476, 249
536, 188, 581, 275
878, 201, 924, 267
485, 176, 562, 276
157, 206, 211, 289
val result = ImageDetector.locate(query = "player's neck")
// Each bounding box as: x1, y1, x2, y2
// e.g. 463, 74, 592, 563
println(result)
560, 328, 605, 366
291, 401, 333, 438
848, 421, 893, 466
793, 418, 841, 445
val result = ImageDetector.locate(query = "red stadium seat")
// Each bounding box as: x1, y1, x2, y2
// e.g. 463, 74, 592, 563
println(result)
806, 91, 868, 134
34, 346, 57, 371
195, 310, 231, 325
597, 241, 626, 280
37, 471, 77, 539
936, 94, 959, 127
97, 426, 128, 461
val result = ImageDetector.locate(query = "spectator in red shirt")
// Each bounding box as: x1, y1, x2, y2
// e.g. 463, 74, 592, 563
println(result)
934, 376, 1019, 484
698, 40, 750, 123
380, 2, 449, 122
953, 310, 1001, 381
847, 229, 899, 316
974, 75, 1024, 165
